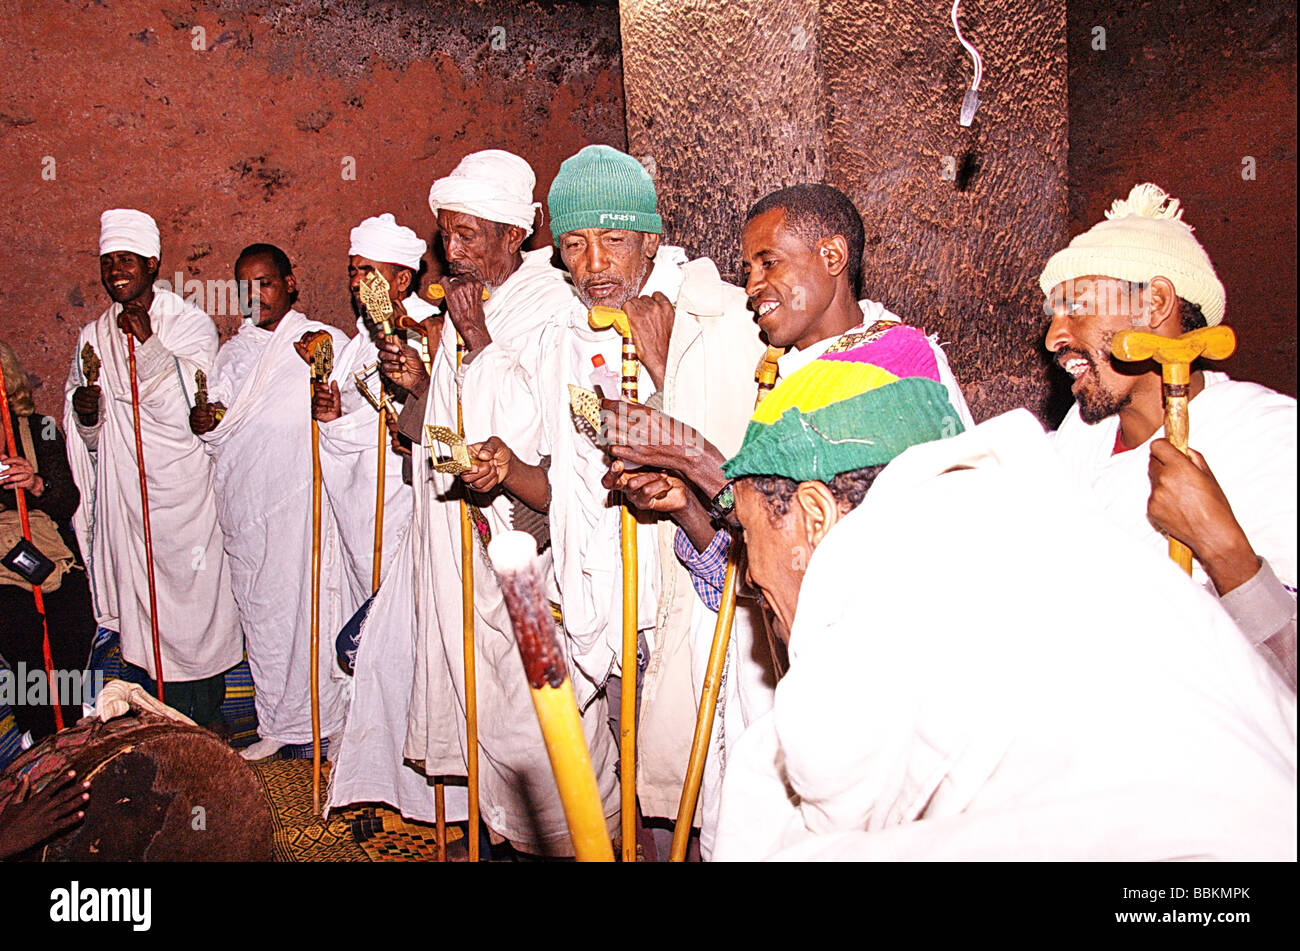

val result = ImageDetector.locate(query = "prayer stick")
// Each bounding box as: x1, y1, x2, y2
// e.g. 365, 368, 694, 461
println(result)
456, 331, 480, 862
489, 531, 615, 861
424, 284, 490, 304
0, 379, 63, 730
126, 334, 165, 703
588, 304, 639, 861
670, 346, 783, 861
1111, 326, 1236, 574
372, 407, 386, 594
434, 783, 446, 862
300, 332, 334, 813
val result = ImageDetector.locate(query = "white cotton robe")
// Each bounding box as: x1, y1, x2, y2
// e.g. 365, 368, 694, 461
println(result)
538, 247, 775, 849
326, 296, 468, 823
1050, 371, 1296, 681
63, 288, 241, 681
714, 410, 1297, 861
403, 248, 619, 855
327, 533, 469, 822
199, 310, 350, 744
317, 302, 425, 605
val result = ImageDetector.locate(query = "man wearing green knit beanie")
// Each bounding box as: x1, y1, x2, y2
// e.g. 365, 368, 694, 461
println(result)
460, 143, 774, 857
1045, 183, 1294, 689
546, 144, 774, 856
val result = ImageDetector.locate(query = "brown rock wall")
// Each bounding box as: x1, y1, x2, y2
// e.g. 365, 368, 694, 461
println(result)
1, 0, 626, 417
1067, 0, 1297, 405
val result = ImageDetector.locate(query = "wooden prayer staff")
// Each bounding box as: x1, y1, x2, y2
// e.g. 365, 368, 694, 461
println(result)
423, 283, 491, 304
364, 270, 458, 854
588, 303, 639, 861
372, 408, 386, 594
300, 330, 334, 814
125, 334, 166, 703
1111, 324, 1236, 574
489, 531, 616, 862
455, 329, 481, 862
0, 377, 63, 731
670, 346, 783, 862
355, 275, 392, 595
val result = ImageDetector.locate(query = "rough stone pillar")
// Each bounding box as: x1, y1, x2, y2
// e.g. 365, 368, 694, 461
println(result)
619, 0, 828, 271
620, 0, 1069, 421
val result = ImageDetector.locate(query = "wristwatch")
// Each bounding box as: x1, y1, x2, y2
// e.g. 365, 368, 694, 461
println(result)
706, 481, 735, 522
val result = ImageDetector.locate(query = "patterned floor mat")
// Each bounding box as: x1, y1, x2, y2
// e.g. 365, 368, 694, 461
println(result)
347, 805, 465, 862
250, 758, 368, 862
250, 758, 475, 862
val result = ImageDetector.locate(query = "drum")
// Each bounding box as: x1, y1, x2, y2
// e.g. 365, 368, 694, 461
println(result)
0, 711, 273, 861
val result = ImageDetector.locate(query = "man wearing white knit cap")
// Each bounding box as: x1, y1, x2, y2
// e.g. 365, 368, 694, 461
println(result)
64, 209, 241, 730
365, 149, 617, 855
1043, 183, 1295, 690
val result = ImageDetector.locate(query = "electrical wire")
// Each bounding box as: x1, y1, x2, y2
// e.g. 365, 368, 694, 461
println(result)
952, 0, 983, 91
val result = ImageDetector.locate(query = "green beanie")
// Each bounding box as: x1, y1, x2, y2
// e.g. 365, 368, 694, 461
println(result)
547, 145, 663, 245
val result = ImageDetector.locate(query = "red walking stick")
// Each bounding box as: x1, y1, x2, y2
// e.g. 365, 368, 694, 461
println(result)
0, 382, 64, 730
125, 334, 166, 702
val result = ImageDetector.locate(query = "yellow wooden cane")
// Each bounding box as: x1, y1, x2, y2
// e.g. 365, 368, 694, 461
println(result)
489, 531, 615, 861
300, 331, 335, 814
670, 346, 783, 861
372, 407, 386, 593
1111, 325, 1236, 575
588, 304, 639, 861
455, 330, 481, 861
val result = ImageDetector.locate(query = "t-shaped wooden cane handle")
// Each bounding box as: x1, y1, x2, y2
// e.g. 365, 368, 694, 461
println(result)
588, 304, 632, 339
1111, 324, 1236, 574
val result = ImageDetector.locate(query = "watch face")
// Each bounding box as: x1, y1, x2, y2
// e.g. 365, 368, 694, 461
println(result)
709, 483, 736, 520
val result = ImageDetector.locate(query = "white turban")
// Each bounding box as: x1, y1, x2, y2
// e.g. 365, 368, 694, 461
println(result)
349, 213, 428, 271
99, 209, 161, 259
427, 149, 541, 236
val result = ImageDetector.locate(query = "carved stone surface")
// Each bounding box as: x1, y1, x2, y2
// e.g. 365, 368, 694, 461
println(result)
621, 0, 827, 266
622, 0, 1070, 422
1, 0, 626, 417
1068, 0, 1297, 401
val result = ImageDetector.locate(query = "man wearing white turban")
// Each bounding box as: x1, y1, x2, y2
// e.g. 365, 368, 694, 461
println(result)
189, 242, 352, 761
308, 214, 422, 606
64, 209, 241, 729
321, 214, 451, 820
368, 149, 619, 855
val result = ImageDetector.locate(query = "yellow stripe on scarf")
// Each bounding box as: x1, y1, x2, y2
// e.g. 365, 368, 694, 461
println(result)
751, 362, 899, 425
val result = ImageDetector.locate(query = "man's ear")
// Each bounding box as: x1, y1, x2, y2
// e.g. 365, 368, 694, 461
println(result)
145, 256, 160, 280
392, 267, 413, 297
284, 272, 299, 295
1146, 276, 1181, 335
814, 234, 849, 280
505, 225, 528, 256
642, 232, 661, 261
794, 481, 840, 553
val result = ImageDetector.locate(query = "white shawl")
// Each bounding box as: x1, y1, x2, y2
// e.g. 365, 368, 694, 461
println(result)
715, 411, 1296, 861
538, 246, 775, 835
63, 288, 241, 681
200, 310, 350, 744
1050, 371, 1296, 592
403, 248, 619, 855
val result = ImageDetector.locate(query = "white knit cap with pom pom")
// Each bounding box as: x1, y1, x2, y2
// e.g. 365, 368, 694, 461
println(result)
1039, 183, 1225, 326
